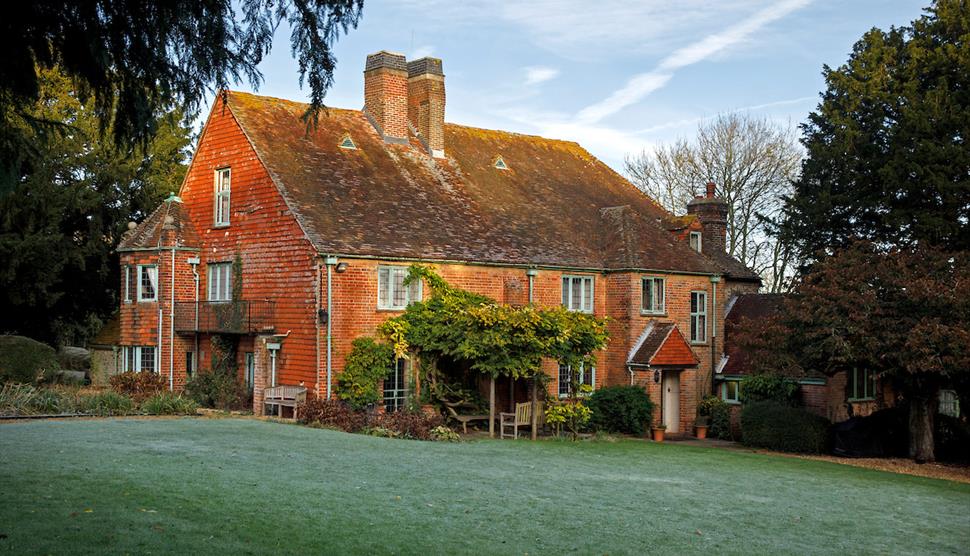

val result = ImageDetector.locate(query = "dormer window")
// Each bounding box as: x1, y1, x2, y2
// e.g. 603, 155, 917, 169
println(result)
689, 231, 702, 253
214, 167, 231, 227
338, 134, 357, 150
493, 156, 509, 170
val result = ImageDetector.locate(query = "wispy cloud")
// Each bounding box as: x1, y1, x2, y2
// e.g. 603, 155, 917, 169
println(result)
633, 96, 816, 135
524, 66, 560, 86
576, 0, 813, 124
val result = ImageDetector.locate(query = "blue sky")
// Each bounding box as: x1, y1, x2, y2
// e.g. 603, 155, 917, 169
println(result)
220, 0, 929, 171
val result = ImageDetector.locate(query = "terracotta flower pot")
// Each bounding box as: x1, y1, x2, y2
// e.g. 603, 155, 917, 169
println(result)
695, 425, 708, 440
651, 427, 666, 442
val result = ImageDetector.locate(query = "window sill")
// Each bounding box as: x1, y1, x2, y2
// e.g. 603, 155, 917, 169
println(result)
848, 398, 876, 403
377, 307, 409, 313
690, 341, 708, 346
213, 224, 230, 229
723, 400, 741, 406
137, 300, 158, 304
640, 311, 667, 317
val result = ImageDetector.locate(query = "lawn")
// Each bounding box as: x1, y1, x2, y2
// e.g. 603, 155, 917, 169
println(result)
1, 418, 968, 555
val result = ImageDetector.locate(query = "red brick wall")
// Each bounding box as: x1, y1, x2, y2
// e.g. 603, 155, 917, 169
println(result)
364, 68, 409, 140
178, 97, 320, 391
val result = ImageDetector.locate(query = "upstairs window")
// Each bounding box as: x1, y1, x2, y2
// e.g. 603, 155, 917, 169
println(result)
208, 262, 233, 301
689, 231, 702, 253
641, 277, 666, 314
214, 167, 231, 227
138, 265, 158, 302
848, 368, 876, 401
690, 291, 707, 343
378, 266, 422, 310
558, 364, 595, 398
562, 275, 594, 313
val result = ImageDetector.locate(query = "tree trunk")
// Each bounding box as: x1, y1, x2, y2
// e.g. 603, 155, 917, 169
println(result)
488, 375, 495, 438
909, 391, 938, 463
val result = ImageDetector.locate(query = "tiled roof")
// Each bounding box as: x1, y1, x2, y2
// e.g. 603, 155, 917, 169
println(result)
223, 91, 744, 274
118, 196, 200, 251
90, 313, 120, 347
628, 321, 699, 368
723, 293, 785, 375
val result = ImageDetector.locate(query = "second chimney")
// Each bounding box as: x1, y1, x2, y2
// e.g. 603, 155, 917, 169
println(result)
686, 181, 728, 254
407, 57, 446, 158
364, 51, 409, 143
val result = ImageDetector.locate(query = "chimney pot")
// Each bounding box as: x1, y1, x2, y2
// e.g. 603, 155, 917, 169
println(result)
706, 181, 716, 198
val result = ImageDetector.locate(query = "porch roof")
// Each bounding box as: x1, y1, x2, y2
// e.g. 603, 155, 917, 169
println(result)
628, 321, 700, 368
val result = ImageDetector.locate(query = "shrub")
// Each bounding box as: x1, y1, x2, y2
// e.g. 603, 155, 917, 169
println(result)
0, 335, 60, 384
335, 338, 395, 410
298, 399, 368, 433
141, 392, 199, 415
935, 414, 970, 463
698, 395, 734, 440
110, 371, 166, 401
185, 367, 247, 410
545, 400, 592, 440
430, 425, 460, 442
77, 391, 135, 416
586, 386, 654, 435
741, 401, 830, 454
371, 410, 443, 440
740, 374, 799, 405
0, 383, 69, 415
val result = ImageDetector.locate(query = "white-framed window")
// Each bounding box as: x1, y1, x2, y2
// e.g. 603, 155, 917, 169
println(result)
939, 390, 960, 417
207, 262, 233, 301
689, 231, 702, 253
383, 358, 408, 412
848, 368, 876, 401
690, 290, 707, 343
377, 266, 422, 310
122, 346, 157, 373
214, 167, 231, 227
137, 265, 158, 302
558, 363, 595, 398
561, 275, 594, 313
123, 265, 133, 303
721, 379, 741, 404
641, 277, 666, 314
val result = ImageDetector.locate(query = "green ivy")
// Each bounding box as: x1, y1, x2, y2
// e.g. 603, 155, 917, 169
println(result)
335, 337, 395, 410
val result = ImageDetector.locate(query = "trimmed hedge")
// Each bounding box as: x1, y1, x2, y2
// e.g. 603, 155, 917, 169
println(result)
741, 401, 831, 454
586, 385, 654, 435
0, 335, 60, 384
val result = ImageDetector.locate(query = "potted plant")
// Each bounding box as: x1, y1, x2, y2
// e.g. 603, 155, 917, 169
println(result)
694, 416, 710, 440
651, 423, 667, 442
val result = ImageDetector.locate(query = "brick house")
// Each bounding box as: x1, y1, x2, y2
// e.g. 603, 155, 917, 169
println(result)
116, 51, 761, 434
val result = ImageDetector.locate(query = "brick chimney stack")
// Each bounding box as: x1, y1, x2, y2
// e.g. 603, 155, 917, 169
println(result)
364, 51, 409, 143
407, 57, 446, 158
687, 181, 728, 254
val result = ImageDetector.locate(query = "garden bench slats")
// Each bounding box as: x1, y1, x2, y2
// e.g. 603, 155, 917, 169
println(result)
500, 401, 544, 439
444, 404, 491, 434
263, 385, 307, 420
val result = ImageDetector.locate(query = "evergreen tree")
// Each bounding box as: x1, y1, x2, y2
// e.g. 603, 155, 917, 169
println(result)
781, 0, 969, 263
0, 68, 192, 345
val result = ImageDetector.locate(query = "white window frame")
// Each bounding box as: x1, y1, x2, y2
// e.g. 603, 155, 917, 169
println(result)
377, 266, 422, 310
558, 363, 596, 398
690, 290, 707, 344
641, 277, 666, 315
214, 167, 231, 227
848, 368, 876, 401
137, 265, 158, 302
383, 358, 408, 412
122, 346, 157, 373
123, 265, 132, 303
721, 379, 741, 405
207, 262, 233, 302
939, 389, 960, 417
561, 275, 594, 313
689, 231, 702, 253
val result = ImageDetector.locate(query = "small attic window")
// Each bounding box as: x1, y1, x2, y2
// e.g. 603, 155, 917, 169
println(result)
338, 134, 357, 150
492, 156, 509, 170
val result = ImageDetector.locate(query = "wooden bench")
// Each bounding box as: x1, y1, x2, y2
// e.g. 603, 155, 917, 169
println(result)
500, 401, 544, 439
264, 385, 307, 419
444, 403, 491, 434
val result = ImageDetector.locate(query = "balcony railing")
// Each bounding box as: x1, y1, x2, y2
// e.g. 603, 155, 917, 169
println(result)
174, 301, 276, 334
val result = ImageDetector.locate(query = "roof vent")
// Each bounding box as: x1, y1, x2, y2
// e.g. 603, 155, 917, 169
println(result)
493, 156, 509, 170
338, 134, 357, 150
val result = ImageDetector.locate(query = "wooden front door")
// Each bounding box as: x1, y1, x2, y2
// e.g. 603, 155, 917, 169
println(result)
662, 371, 680, 433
